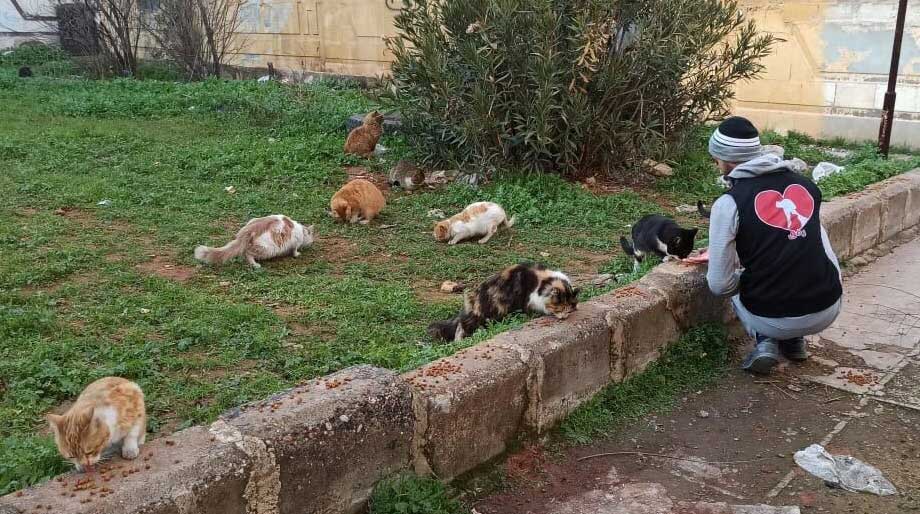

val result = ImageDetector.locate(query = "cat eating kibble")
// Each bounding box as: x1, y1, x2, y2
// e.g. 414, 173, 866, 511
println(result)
47, 377, 146, 472
194, 215, 315, 268
619, 214, 699, 271
428, 263, 579, 341
433, 201, 516, 245
330, 179, 386, 224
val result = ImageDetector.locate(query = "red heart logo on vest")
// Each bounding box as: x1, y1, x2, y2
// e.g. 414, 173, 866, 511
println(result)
754, 184, 814, 240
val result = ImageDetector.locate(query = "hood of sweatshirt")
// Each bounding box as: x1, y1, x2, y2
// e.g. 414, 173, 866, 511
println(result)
727, 153, 797, 180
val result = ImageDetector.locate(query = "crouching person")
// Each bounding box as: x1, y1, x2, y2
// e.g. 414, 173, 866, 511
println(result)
706, 117, 842, 374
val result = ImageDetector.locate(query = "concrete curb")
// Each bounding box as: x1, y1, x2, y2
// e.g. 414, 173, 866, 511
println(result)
4, 170, 920, 513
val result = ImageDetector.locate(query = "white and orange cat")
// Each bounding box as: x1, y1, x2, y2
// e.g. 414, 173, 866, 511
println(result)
194, 215, 315, 268
330, 179, 386, 224
433, 201, 516, 245
47, 377, 146, 472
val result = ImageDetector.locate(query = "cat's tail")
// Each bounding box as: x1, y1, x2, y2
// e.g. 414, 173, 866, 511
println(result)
194, 233, 251, 265
697, 200, 712, 219
427, 312, 481, 342
504, 214, 518, 228
619, 236, 636, 257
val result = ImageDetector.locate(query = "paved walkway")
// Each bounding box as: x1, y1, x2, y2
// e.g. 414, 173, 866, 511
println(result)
474, 239, 920, 514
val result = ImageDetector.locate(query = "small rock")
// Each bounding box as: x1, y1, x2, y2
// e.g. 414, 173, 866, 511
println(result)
54, 208, 66, 216
698, 410, 710, 419
427, 208, 446, 219
97, 199, 113, 207
539, 251, 550, 258
425, 170, 458, 186
591, 274, 614, 286
219, 281, 231, 287
762, 144, 785, 158
676, 204, 697, 214
324, 422, 333, 431
799, 491, 817, 508
787, 384, 803, 393
140, 308, 150, 314
788, 157, 809, 174
825, 148, 853, 160
339, 415, 350, 423
584, 176, 597, 186
440, 281, 464, 293
643, 159, 674, 177
850, 256, 868, 267
224, 185, 237, 194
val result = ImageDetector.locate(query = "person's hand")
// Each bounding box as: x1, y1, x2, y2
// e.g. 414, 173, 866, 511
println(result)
683, 249, 709, 264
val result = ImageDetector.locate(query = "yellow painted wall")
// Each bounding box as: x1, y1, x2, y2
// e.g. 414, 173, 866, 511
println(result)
230, 0, 399, 77
235, 0, 920, 145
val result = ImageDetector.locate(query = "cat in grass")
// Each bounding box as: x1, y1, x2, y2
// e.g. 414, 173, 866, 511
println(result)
47, 377, 146, 472
619, 214, 698, 271
428, 263, 579, 341
433, 201, 517, 245
194, 215, 315, 268
344, 111, 384, 158
330, 179, 386, 224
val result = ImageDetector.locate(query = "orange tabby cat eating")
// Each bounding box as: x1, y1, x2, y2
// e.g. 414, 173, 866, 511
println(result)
47, 377, 146, 472
330, 179, 386, 224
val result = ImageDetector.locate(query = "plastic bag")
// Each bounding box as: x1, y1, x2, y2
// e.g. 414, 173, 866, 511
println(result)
812, 162, 844, 182
793, 444, 897, 496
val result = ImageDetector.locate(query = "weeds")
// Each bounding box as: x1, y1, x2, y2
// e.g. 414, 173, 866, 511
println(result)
369, 474, 461, 514
559, 325, 729, 444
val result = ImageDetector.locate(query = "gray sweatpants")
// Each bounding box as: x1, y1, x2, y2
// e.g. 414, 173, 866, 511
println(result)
732, 296, 841, 340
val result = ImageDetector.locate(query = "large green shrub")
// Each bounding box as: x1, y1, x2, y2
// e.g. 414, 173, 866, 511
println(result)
384, 0, 777, 176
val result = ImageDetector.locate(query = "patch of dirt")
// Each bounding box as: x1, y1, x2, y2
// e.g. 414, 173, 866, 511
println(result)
505, 444, 548, 481
344, 166, 391, 192
135, 255, 197, 282
315, 236, 360, 265
52, 206, 97, 225
414, 281, 465, 304
17, 207, 39, 216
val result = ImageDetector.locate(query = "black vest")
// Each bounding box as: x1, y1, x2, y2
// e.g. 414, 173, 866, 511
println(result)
725, 170, 842, 318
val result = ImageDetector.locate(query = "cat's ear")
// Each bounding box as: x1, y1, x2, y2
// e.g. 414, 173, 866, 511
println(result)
573, 287, 581, 298
673, 236, 681, 245
689, 228, 699, 238
46, 414, 63, 435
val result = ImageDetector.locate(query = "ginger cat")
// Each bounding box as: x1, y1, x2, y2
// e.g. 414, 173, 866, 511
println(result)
47, 377, 146, 472
330, 179, 386, 224
344, 111, 384, 158
433, 201, 516, 245
195, 215, 315, 269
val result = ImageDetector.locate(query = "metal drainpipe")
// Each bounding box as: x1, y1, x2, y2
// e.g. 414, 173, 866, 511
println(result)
878, 0, 910, 158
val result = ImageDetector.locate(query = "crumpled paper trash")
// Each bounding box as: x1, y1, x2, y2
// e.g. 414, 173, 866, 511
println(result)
794, 444, 897, 496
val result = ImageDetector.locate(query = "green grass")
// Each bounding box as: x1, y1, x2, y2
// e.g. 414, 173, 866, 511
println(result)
0, 68, 659, 494
2, 53, 917, 494
369, 474, 462, 514
558, 325, 729, 444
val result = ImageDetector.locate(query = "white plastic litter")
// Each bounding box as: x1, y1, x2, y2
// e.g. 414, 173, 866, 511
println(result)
257, 75, 271, 83
812, 162, 844, 182
793, 444, 897, 496
97, 199, 113, 206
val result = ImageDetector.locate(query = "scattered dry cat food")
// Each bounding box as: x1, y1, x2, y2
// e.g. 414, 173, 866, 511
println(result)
421, 361, 463, 378
15, 491, 23, 497
612, 285, 646, 299
840, 370, 879, 386
325, 378, 344, 389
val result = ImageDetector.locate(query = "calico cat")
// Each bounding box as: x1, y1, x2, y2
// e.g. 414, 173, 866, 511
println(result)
344, 111, 384, 158
331, 179, 386, 224
47, 377, 146, 472
619, 215, 698, 271
388, 160, 426, 191
433, 202, 517, 245
194, 214, 315, 268
428, 263, 579, 341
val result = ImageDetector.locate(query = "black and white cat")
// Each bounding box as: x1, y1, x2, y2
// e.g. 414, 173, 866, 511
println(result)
619, 215, 698, 271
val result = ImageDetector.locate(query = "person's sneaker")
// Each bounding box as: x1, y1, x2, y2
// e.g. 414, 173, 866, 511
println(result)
741, 335, 780, 375
779, 337, 808, 361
